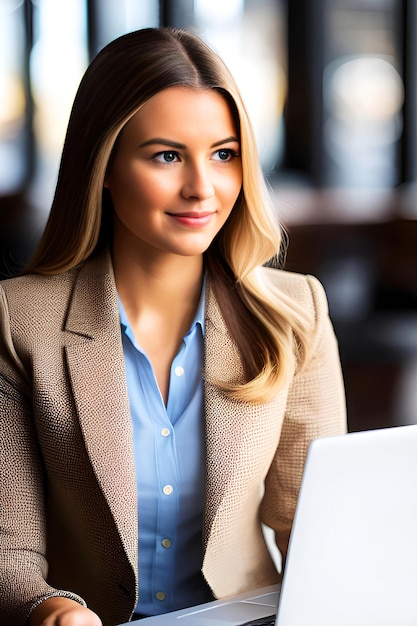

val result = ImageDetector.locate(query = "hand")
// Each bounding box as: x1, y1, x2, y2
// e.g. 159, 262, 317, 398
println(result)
30, 597, 102, 626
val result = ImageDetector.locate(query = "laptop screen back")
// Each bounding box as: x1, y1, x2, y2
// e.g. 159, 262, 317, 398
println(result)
276, 425, 417, 626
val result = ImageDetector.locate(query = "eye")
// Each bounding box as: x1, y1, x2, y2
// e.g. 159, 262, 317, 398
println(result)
153, 151, 180, 163
213, 148, 239, 162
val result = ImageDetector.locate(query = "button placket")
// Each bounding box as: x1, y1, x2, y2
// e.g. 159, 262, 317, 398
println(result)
152, 415, 178, 609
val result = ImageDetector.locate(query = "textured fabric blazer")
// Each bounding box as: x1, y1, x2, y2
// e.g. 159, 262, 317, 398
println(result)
0, 250, 346, 625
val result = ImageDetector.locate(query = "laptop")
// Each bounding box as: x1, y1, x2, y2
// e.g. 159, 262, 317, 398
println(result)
119, 424, 417, 625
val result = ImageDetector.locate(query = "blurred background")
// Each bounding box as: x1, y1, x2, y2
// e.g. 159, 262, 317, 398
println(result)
1, 0, 416, 432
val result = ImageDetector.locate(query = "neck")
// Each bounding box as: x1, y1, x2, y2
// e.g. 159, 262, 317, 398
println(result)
111, 240, 204, 320
111, 242, 205, 406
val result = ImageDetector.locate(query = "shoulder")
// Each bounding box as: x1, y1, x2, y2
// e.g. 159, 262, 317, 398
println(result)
257, 266, 329, 317
0, 270, 77, 321
0, 250, 112, 322
0, 272, 80, 359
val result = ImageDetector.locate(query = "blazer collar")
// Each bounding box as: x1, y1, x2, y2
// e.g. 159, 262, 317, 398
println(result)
64, 249, 138, 573
64, 249, 119, 339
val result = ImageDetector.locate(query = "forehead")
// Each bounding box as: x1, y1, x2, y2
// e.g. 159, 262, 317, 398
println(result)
122, 86, 239, 141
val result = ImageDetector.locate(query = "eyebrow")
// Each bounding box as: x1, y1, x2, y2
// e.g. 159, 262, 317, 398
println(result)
138, 136, 240, 150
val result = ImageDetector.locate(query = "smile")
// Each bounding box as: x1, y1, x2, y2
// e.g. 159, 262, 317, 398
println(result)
166, 212, 215, 228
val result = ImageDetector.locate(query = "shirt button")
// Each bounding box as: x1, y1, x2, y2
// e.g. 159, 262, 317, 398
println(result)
161, 538, 172, 548
163, 484, 173, 495
156, 591, 166, 601
174, 366, 184, 377
161, 428, 170, 437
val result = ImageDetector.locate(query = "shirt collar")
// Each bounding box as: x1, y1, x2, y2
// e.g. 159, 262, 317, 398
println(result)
191, 274, 206, 336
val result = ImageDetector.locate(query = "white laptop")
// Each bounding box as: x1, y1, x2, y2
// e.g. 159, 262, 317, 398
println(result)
120, 424, 417, 626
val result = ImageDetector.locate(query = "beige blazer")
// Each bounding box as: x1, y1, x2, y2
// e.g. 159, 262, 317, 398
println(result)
0, 250, 346, 626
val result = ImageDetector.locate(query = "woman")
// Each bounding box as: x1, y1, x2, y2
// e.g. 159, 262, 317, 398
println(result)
0, 28, 346, 626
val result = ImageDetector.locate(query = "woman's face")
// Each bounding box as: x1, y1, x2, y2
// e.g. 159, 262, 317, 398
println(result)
105, 86, 242, 262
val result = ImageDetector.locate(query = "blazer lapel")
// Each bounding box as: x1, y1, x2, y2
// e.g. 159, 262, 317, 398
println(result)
203, 283, 245, 540
203, 282, 287, 578
63, 251, 138, 571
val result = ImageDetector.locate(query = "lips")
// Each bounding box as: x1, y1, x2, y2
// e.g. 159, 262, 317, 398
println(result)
166, 211, 215, 228
167, 211, 214, 218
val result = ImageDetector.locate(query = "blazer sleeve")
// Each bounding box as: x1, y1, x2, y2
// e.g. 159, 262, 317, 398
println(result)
260, 274, 347, 566
0, 286, 86, 625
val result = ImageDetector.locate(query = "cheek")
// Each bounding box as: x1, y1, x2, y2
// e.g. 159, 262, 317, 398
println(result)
109, 166, 172, 208
225, 170, 243, 205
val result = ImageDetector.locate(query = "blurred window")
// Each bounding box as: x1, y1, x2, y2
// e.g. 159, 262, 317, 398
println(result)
403, 0, 417, 186
323, 0, 403, 188
0, 0, 32, 195
30, 0, 88, 205
89, 0, 159, 57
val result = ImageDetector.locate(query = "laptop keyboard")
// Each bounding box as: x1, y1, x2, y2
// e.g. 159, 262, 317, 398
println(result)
238, 615, 276, 626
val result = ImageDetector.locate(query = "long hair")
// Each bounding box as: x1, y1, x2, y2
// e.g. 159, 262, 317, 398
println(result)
26, 27, 311, 402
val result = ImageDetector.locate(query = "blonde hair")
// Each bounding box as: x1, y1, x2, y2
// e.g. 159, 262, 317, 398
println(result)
26, 27, 311, 402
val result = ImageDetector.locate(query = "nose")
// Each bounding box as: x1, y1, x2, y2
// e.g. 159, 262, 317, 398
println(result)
181, 161, 215, 201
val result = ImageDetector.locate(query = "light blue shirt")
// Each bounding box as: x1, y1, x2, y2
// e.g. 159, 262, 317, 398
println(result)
118, 284, 213, 616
